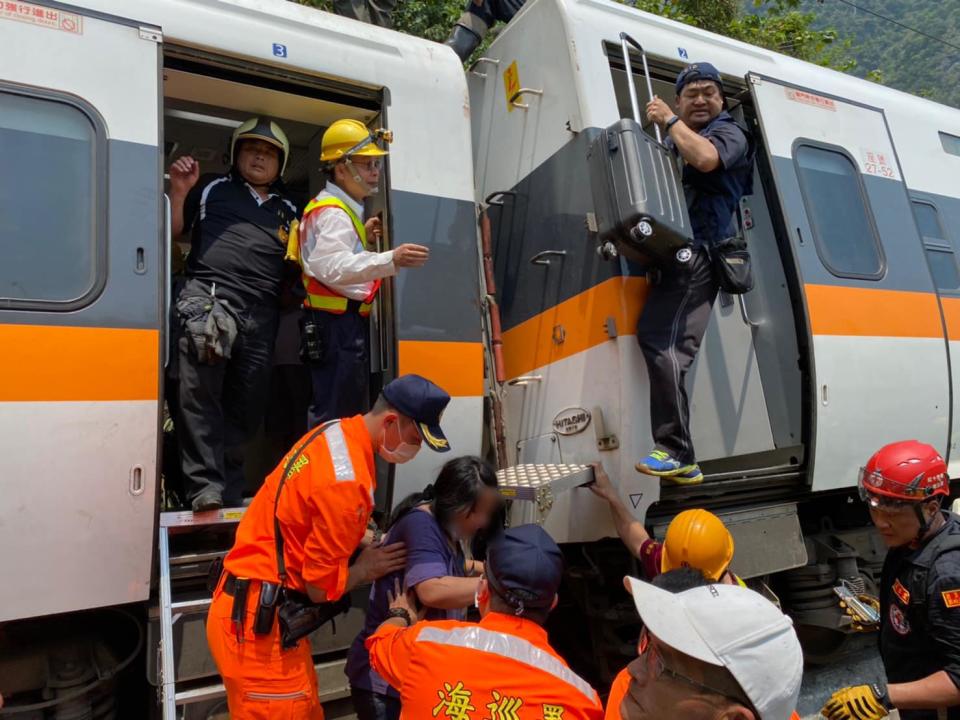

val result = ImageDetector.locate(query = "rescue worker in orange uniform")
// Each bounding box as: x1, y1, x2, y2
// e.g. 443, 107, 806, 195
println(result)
207, 373, 452, 719
366, 524, 604, 719
588, 463, 740, 584
300, 119, 430, 426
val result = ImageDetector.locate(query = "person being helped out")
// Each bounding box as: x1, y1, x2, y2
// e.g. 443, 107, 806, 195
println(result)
345, 456, 501, 720
206, 374, 452, 719
589, 463, 742, 585
635, 62, 755, 486
168, 118, 300, 511
300, 119, 429, 427
616, 574, 803, 720
366, 524, 604, 719
821, 441, 960, 720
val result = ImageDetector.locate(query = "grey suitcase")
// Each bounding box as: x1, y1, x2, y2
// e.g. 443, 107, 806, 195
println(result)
587, 33, 692, 265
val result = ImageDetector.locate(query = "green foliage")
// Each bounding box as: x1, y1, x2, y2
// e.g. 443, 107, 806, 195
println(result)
799, 0, 959, 109
293, 0, 855, 71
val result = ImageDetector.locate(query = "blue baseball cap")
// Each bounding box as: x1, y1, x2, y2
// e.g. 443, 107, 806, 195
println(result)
676, 62, 723, 94
381, 374, 451, 452
486, 524, 564, 612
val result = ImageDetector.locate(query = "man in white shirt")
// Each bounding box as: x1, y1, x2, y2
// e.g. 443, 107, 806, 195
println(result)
301, 119, 429, 426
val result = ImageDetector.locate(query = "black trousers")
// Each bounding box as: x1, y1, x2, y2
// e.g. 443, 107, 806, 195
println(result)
307, 308, 370, 428
177, 302, 279, 505
351, 688, 401, 720
636, 247, 718, 465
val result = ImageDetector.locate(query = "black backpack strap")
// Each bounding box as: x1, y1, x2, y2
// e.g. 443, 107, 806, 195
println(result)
273, 420, 339, 586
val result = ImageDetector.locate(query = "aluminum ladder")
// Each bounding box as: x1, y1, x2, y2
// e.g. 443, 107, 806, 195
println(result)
157, 507, 245, 720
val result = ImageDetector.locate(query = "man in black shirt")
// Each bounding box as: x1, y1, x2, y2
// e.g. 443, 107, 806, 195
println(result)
168, 118, 298, 511
822, 441, 960, 720
634, 62, 754, 486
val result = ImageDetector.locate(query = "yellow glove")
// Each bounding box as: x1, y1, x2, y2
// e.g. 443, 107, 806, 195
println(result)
283, 219, 301, 266
821, 684, 890, 720
839, 593, 881, 632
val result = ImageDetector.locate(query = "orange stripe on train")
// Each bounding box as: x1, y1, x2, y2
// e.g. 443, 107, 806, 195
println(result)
0, 325, 160, 401
496, 279, 954, 382
398, 340, 484, 397
500, 276, 649, 381
805, 284, 943, 338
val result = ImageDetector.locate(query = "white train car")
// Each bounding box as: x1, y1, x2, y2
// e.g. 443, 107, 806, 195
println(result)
2, 0, 960, 713
470, 0, 960, 670
0, 0, 484, 714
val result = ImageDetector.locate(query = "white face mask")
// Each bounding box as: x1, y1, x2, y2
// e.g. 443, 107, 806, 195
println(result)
378, 418, 420, 464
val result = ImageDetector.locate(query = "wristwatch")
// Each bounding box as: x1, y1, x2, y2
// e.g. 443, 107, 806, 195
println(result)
665, 115, 681, 132
386, 608, 413, 627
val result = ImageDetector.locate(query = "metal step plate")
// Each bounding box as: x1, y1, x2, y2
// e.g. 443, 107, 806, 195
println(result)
160, 508, 246, 532
496, 464, 594, 502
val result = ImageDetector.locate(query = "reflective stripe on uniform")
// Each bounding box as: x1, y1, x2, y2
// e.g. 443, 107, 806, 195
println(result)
301, 195, 380, 315
415, 626, 598, 703
323, 422, 355, 482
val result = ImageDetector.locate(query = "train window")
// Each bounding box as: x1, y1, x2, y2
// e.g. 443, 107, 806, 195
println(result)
941, 131, 960, 158
0, 90, 101, 307
912, 201, 946, 241
794, 144, 884, 279
925, 248, 960, 292
912, 201, 959, 292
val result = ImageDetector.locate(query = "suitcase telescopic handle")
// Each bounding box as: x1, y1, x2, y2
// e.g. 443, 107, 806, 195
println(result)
619, 32, 661, 143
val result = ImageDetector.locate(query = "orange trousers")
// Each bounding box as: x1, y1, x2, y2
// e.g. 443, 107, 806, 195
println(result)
207, 581, 324, 720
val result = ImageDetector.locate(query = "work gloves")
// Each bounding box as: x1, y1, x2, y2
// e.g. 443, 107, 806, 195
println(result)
821, 683, 891, 720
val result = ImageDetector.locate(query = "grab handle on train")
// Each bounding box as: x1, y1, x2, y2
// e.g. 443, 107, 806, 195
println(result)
619, 32, 661, 144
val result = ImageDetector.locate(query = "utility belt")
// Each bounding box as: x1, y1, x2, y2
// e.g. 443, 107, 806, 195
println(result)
214, 568, 351, 650
301, 301, 366, 364
307, 299, 365, 315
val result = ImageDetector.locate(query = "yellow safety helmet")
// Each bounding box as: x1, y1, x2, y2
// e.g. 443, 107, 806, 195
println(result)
660, 509, 735, 581
231, 117, 290, 176
320, 119, 389, 164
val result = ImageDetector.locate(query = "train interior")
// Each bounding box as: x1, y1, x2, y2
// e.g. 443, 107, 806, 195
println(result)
155, 50, 394, 717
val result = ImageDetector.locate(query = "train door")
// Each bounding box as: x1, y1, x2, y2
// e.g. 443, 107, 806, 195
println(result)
748, 74, 951, 491
0, 4, 162, 621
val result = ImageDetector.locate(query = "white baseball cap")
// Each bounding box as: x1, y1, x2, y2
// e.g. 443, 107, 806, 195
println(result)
624, 576, 803, 720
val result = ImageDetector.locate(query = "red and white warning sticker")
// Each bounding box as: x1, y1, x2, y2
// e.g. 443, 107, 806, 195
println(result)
1, 1, 83, 34
784, 87, 836, 111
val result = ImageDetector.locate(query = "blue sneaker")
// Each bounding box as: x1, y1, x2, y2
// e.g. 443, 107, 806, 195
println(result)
635, 449, 695, 477
667, 464, 704, 485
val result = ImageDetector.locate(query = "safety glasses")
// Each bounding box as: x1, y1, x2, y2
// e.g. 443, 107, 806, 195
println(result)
347, 157, 382, 172
857, 466, 944, 510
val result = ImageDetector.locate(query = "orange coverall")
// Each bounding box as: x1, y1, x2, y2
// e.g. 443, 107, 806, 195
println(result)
207, 416, 376, 719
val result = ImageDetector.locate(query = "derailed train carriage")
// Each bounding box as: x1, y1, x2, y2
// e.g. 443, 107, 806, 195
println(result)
0, 0, 959, 715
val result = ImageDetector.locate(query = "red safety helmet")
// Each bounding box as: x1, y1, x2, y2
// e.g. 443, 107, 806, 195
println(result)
859, 440, 949, 504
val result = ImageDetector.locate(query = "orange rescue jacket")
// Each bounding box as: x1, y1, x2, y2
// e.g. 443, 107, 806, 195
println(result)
367, 612, 604, 720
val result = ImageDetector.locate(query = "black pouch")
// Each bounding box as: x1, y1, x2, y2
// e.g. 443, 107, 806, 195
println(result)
277, 590, 351, 649
206, 556, 224, 594
300, 314, 325, 365
253, 582, 281, 635
711, 235, 754, 295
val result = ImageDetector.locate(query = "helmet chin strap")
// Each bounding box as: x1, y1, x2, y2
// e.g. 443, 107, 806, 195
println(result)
914, 497, 943, 544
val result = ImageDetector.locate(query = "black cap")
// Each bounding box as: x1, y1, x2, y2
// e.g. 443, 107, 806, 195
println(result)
381, 374, 451, 452
486, 525, 564, 612
675, 62, 723, 94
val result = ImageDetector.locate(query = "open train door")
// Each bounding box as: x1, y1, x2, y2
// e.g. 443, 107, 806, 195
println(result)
0, 3, 163, 621
747, 73, 950, 492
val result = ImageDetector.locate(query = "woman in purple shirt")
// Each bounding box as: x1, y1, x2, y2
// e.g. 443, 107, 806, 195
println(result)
345, 456, 500, 720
